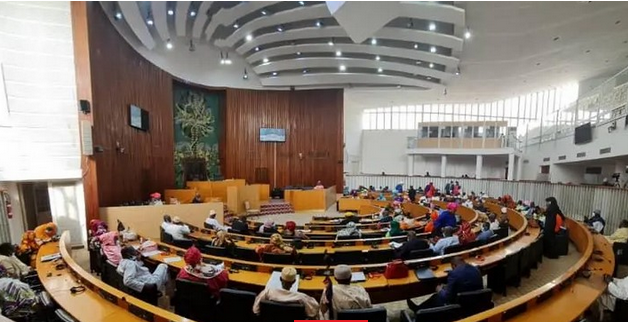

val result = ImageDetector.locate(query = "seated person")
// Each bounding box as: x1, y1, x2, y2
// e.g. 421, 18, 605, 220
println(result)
230, 215, 249, 234
211, 231, 234, 248
34, 222, 57, 245
320, 265, 372, 319
376, 193, 386, 201
161, 214, 173, 230
340, 212, 360, 225
191, 193, 203, 204
0, 243, 30, 278
585, 209, 606, 234
253, 267, 319, 318
434, 203, 458, 235
258, 220, 278, 234
476, 222, 495, 242
395, 231, 429, 259
16, 231, 38, 266
424, 207, 439, 234
400, 214, 420, 230
336, 222, 361, 240
169, 197, 180, 205
598, 274, 628, 317
164, 216, 191, 241
474, 200, 487, 213
205, 210, 229, 231
457, 221, 476, 245
117, 246, 169, 293
283, 221, 309, 240
379, 210, 393, 223
177, 246, 229, 298
149, 192, 163, 206
387, 220, 406, 238
498, 208, 510, 229
430, 226, 459, 255
408, 256, 483, 311
314, 180, 325, 190
97, 231, 122, 265
488, 213, 500, 231
255, 234, 294, 257
0, 265, 38, 319
608, 220, 628, 243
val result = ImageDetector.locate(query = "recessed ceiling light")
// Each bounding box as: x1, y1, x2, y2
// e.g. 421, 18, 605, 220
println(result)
190, 11, 196, 17
166, 39, 173, 49
243, 74, 248, 80
299, 1, 305, 5
167, 9, 174, 16
296, 51, 301, 55
277, 26, 283, 32
339, 65, 346, 71
335, 50, 342, 56
302, 69, 308, 74
464, 30, 471, 39
328, 39, 334, 46
233, 23, 239, 28
272, 72, 278, 76
536, 62, 541, 66
616, 20, 621, 25
316, 21, 322, 27
427, 76, 432, 80
455, 68, 460, 76
377, 67, 383, 73
430, 46, 436, 53
114, 12, 122, 20
255, 47, 260, 51
585, 49, 591, 53
413, 44, 418, 49
246, 34, 253, 41
263, 58, 269, 63
429, 63, 434, 68
261, 10, 267, 15
428, 23, 436, 31
375, 55, 380, 61
397, 85, 402, 89
147, 18, 154, 25
371, 38, 377, 45
605, 59, 609, 63
416, 61, 421, 64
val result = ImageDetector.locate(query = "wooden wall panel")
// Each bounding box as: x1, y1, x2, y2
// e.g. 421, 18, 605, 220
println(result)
86, 4, 175, 206
224, 89, 344, 192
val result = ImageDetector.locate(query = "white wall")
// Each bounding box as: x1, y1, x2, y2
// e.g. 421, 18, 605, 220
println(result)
0, 182, 25, 243
344, 100, 364, 174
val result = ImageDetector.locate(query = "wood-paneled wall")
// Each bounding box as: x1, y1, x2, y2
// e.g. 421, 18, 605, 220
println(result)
85, 3, 175, 206
224, 88, 344, 192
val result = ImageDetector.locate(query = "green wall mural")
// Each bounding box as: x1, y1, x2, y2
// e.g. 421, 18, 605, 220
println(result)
173, 82, 221, 187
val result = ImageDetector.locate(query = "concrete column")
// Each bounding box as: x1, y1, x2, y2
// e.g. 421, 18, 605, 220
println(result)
614, 161, 626, 174
516, 156, 524, 181
475, 155, 483, 179
407, 155, 414, 176
441, 155, 447, 177
507, 153, 515, 181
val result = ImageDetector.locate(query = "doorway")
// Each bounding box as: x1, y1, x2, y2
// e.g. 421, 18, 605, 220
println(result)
18, 182, 51, 230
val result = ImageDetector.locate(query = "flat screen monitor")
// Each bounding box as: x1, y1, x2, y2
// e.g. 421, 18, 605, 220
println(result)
129, 105, 149, 131
574, 122, 592, 144
260, 128, 286, 142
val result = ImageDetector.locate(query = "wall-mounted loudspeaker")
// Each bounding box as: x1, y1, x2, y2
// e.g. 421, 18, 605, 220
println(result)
79, 99, 91, 114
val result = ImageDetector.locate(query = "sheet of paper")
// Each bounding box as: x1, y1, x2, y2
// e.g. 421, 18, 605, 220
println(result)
389, 241, 403, 249
351, 271, 366, 283
163, 256, 182, 263
266, 271, 299, 292
141, 250, 161, 257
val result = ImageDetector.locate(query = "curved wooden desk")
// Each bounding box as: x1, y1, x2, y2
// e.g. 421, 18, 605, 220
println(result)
37, 232, 190, 322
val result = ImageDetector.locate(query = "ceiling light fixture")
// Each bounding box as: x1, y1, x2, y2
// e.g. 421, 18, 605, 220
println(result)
375, 55, 380, 61
263, 57, 269, 63
296, 51, 301, 55
224, 52, 232, 65
416, 61, 421, 64
190, 10, 196, 17
166, 39, 173, 49
328, 38, 334, 46
147, 18, 154, 25
414, 43, 418, 49
243, 68, 248, 80
430, 46, 436, 53
272, 71, 278, 76
220, 52, 225, 65
114, 11, 123, 20
429, 63, 434, 68
397, 85, 402, 89
427, 76, 432, 80
429, 22, 436, 31
246, 34, 253, 41
371, 38, 377, 45
302, 69, 308, 74
316, 21, 322, 27
233, 23, 239, 29
261, 10, 267, 15
167, 9, 174, 16
377, 67, 383, 73
277, 25, 284, 32
339, 65, 346, 71
464, 29, 471, 39
189, 40, 195, 52
455, 67, 460, 75
255, 47, 260, 52
336, 50, 342, 56
299, 1, 305, 5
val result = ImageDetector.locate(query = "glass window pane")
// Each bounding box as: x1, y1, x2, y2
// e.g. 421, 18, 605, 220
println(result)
384, 112, 392, 129
406, 112, 416, 129
392, 112, 400, 129
376, 112, 384, 129
429, 126, 439, 138
362, 112, 370, 129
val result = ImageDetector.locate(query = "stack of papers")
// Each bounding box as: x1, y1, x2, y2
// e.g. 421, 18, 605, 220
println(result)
351, 271, 366, 283
389, 241, 403, 249
141, 250, 161, 257
163, 256, 182, 264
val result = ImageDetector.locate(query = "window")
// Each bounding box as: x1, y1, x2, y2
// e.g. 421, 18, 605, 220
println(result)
473, 126, 484, 138
452, 126, 461, 138
464, 126, 473, 138
440, 126, 452, 138
420, 127, 429, 138
428, 126, 439, 138
486, 126, 497, 138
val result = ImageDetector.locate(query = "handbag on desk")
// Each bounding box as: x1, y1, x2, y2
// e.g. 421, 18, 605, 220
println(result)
384, 259, 409, 279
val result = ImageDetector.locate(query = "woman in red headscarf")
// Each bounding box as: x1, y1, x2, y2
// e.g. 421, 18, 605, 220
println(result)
97, 231, 122, 265
282, 221, 309, 239
177, 246, 229, 298
457, 221, 476, 244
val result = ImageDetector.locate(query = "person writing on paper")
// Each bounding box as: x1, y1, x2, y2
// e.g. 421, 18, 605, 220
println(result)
407, 256, 483, 311
0, 244, 30, 278
320, 264, 371, 319
164, 216, 191, 241
177, 246, 229, 298
314, 180, 325, 190
117, 246, 169, 293
97, 231, 122, 266
395, 231, 430, 260
205, 210, 229, 231
430, 226, 459, 255
253, 267, 319, 318
608, 220, 628, 243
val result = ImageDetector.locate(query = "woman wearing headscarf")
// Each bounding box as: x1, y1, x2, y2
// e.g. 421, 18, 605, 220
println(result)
211, 231, 234, 248
336, 222, 361, 240
177, 246, 229, 298
543, 197, 564, 259
258, 220, 278, 234
16, 231, 38, 267
97, 231, 122, 265
457, 221, 476, 244
386, 220, 405, 237
424, 207, 439, 233
283, 221, 309, 240
255, 234, 295, 258
0, 265, 38, 319
34, 222, 57, 245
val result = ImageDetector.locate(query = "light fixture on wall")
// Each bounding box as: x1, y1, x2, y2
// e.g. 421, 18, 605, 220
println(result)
220, 52, 225, 64
464, 28, 472, 39
225, 52, 232, 65
189, 10, 196, 17
335, 50, 342, 57
166, 39, 173, 49
328, 38, 334, 46
243, 68, 249, 80
375, 55, 380, 61
430, 46, 437, 53
246, 34, 253, 41
263, 57, 269, 63
167, 8, 174, 16
233, 22, 239, 29
316, 20, 322, 27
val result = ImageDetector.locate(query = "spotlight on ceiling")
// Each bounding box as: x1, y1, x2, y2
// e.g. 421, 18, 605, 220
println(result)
261, 10, 268, 15
397, 85, 402, 89
377, 67, 383, 73
328, 38, 334, 46
245, 34, 253, 41
299, 1, 305, 5
190, 10, 196, 17
255, 47, 260, 52
114, 11, 122, 20
339, 65, 346, 72
429, 22, 436, 31
429, 63, 434, 68
224, 52, 232, 65
263, 57, 269, 63
296, 51, 301, 56
455, 67, 460, 75
166, 39, 173, 49
233, 23, 239, 29
147, 18, 154, 25
243, 69, 248, 80
371, 38, 377, 45
464, 29, 471, 39
375, 55, 380, 61
316, 21, 322, 27
272, 71, 278, 76
167, 9, 174, 16
430, 46, 436, 53
335, 50, 342, 57
219, 52, 225, 65
414, 44, 418, 49
277, 25, 284, 32
302, 69, 308, 74
427, 76, 432, 80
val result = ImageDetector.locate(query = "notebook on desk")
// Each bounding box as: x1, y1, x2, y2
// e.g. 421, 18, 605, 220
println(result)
415, 267, 436, 280
41, 253, 61, 262
351, 271, 366, 283
266, 271, 299, 292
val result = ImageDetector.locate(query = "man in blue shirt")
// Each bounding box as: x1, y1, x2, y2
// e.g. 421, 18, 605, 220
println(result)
476, 222, 495, 242
395, 182, 404, 193
407, 256, 483, 311
430, 227, 460, 255
434, 203, 458, 235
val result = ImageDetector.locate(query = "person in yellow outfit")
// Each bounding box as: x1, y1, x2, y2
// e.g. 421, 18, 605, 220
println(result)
607, 220, 628, 243
16, 223, 57, 267
33, 222, 57, 245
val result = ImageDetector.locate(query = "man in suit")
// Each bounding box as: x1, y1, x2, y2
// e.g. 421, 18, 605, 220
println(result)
395, 231, 430, 259
407, 256, 483, 311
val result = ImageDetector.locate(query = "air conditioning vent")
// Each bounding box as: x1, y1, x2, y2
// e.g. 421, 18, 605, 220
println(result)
585, 167, 602, 174
576, 152, 586, 158
523, 160, 530, 164
542, 157, 550, 162
558, 155, 566, 160
600, 147, 611, 154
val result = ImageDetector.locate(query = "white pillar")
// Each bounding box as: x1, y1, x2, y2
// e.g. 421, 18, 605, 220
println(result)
614, 161, 626, 174
407, 155, 414, 176
441, 155, 448, 177
516, 156, 524, 181
507, 153, 515, 181
475, 155, 483, 179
